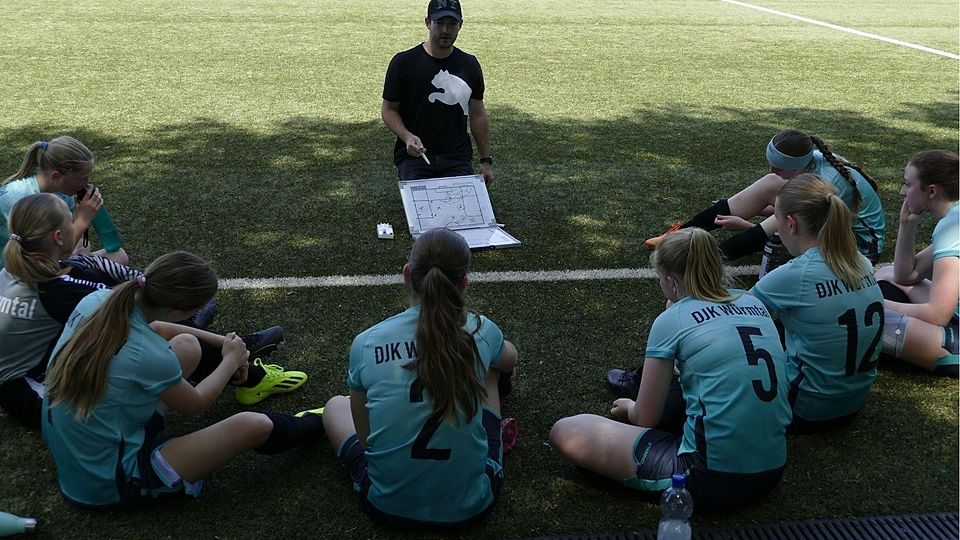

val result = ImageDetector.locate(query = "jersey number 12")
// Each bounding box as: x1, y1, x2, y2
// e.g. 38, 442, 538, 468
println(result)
837, 302, 884, 377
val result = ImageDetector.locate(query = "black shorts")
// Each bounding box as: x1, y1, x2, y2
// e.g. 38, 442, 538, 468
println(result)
627, 429, 785, 513
397, 154, 473, 181
788, 409, 861, 435
0, 377, 43, 430
337, 408, 503, 529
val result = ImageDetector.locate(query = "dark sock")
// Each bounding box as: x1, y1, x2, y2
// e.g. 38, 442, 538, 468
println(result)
255, 412, 325, 455
243, 363, 266, 388
681, 199, 730, 232
193, 341, 223, 381
718, 223, 769, 260
193, 341, 266, 387
878, 280, 911, 304
498, 370, 513, 400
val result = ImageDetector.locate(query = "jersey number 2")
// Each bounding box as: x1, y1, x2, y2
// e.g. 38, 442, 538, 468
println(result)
737, 326, 778, 402
837, 302, 884, 377
409, 378, 451, 461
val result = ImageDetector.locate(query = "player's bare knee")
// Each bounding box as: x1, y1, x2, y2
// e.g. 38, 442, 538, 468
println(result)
112, 248, 129, 266
875, 265, 894, 282
235, 411, 274, 443
758, 173, 787, 198
549, 415, 588, 451
324, 394, 349, 411
169, 334, 201, 370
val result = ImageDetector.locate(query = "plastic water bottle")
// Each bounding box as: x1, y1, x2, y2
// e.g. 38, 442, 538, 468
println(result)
0, 511, 37, 536
657, 474, 693, 540
758, 233, 788, 279
91, 206, 123, 253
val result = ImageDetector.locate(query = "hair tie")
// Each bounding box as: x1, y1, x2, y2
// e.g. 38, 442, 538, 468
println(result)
9, 234, 22, 243
39, 141, 49, 151
137, 275, 147, 288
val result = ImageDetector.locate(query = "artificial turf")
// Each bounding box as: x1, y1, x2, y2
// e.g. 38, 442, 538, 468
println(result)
0, 0, 957, 537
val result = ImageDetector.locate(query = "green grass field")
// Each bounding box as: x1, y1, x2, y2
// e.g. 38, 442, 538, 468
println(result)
1, 0, 958, 537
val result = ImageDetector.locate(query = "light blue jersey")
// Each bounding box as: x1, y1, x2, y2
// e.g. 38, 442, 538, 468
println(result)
753, 248, 883, 422
347, 306, 503, 523
645, 290, 791, 474
811, 151, 885, 257
932, 202, 960, 320
0, 177, 75, 269
42, 289, 182, 506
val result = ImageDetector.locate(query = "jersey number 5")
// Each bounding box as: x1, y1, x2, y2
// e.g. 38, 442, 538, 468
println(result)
736, 326, 778, 402
837, 301, 884, 377
409, 378, 451, 460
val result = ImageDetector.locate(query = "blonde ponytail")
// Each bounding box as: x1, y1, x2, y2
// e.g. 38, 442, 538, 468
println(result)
4, 136, 93, 184
3, 193, 71, 288
652, 228, 734, 303
777, 174, 867, 289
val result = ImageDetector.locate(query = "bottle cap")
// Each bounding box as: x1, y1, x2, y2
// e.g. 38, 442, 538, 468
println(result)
671, 474, 686, 488
23, 518, 37, 532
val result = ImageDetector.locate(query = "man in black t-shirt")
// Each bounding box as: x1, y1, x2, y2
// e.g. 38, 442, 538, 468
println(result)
381, 0, 495, 185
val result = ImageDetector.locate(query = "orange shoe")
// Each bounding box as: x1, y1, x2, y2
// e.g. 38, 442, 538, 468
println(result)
644, 222, 683, 249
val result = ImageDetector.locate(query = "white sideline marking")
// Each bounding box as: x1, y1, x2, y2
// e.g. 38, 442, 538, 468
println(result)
219, 265, 762, 290
719, 0, 960, 60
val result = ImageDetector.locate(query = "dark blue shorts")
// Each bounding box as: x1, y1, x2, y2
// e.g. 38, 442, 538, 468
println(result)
337, 408, 503, 529
626, 427, 784, 513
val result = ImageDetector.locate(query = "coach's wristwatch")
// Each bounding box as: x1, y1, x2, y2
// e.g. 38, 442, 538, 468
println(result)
479, 156, 494, 165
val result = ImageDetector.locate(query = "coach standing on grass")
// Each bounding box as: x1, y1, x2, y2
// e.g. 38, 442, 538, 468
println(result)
381, 0, 495, 186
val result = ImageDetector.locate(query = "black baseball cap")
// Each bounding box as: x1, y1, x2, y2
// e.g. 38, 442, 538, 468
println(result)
427, 0, 462, 22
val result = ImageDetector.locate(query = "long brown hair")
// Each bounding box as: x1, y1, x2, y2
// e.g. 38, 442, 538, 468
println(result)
908, 149, 958, 200
777, 173, 867, 288
3, 193, 71, 288
651, 227, 734, 303
45, 252, 217, 419
772, 129, 877, 211
4, 136, 93, 184
405, 228, 484, 425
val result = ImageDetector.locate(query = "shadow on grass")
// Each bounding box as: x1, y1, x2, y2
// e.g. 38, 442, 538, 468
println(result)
0, 280, 957, 537
1, 101, 957, 277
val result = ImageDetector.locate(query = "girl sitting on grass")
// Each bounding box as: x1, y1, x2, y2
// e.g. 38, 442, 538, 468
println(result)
645, 129, 885, 265
41, 251, 322, 509
751, 174, 884, 432
1, 136, 128, 269
875, 150, 959, 378
0, 195, 301, 430
322, 228, 519, 529
552, 228, 791, 512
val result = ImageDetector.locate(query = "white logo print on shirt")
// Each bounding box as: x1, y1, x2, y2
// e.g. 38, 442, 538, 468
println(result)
428, 70, 471, 115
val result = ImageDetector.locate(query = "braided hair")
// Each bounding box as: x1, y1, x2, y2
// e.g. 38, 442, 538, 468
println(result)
772, 130, 878, 212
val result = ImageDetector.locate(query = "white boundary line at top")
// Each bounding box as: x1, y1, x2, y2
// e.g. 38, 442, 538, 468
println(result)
219, 265, 762, 290
719, 0, 960, 60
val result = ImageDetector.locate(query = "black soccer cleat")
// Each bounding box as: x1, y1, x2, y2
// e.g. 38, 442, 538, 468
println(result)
241, 326, 285, 358
176, 297, 218, 330
606, 368, 641, 400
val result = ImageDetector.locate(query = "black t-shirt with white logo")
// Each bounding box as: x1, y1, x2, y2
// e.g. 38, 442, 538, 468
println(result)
383, 44, 484, 165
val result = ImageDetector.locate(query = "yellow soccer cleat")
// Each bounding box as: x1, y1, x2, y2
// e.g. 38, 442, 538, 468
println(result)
235, 358, 308, 406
